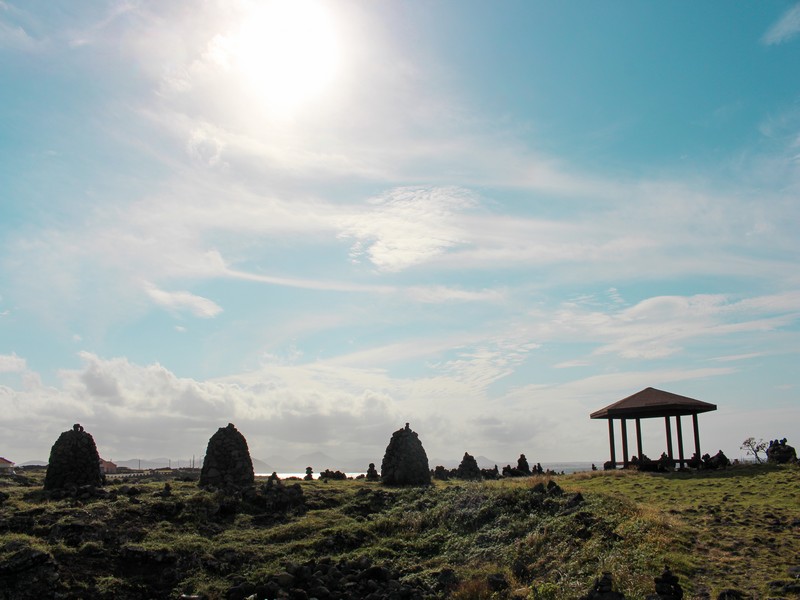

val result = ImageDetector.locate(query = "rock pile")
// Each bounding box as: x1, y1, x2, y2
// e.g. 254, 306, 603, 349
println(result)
0, 541, 61, 600
633, 453, 674, 473
646, 566, 683, 600
687, 450, 730, 470
481, 465, 501, 480
225, 556, 435, 600
260, 479, 305, 514
199, 423, 254, 490
502, 454, 544, 477
456, 452, 482, 480
581, 572, 626, 600
43, 424, 103, 492
380, 423, 431, 485
767, 438, 797, 464
319, 469, 348, 480
365, 463, 380, 481
432, 465, 450, 480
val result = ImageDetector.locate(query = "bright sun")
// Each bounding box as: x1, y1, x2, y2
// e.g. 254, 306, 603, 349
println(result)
230, 1, 341, 113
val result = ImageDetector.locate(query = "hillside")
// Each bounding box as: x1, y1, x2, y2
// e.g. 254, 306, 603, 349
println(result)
0, 464, 797, 599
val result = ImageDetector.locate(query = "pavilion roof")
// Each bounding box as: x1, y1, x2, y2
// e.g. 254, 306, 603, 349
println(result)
590, 387, 717, 419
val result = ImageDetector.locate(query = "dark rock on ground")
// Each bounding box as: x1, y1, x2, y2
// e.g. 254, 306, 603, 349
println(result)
767, 438, 797, 464
645, 566, 683, 600
381, 423, 431, 485
231, 556, 435, 599
581, 572, 626, 599
259, 479, 306, 515
716, 590, 745, 600
0, 541, 61, 600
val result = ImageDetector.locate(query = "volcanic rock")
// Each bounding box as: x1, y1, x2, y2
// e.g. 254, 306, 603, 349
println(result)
380, 423, 431, 485
43, 424, 103, 492
199, 423, 254, 490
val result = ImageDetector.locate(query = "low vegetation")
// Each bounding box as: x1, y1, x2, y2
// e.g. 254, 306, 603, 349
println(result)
0, 463, 797, 599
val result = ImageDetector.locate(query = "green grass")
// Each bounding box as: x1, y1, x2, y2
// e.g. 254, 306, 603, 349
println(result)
1, 465, 798, 599
562, 464, 800, 598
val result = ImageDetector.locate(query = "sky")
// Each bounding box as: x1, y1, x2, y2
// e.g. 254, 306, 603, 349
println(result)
1, 1, 799, 467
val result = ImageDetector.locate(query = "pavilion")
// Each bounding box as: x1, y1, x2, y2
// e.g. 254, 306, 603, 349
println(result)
590, 387, 717, 468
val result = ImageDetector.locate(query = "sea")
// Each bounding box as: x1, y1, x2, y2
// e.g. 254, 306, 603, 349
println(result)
257, 462, 597, 479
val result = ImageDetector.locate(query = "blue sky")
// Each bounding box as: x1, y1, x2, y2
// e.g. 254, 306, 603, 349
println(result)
1, 1, 799, 465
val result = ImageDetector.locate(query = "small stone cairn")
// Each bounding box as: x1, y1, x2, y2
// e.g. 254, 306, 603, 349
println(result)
456, 452, 482, 480
43, 424, 103, 492
380, 423, 431, 485
199, 423, 254, 490
646, 566, 683, 600
365, 463, 380, 481
581, 572, 625, 600
767, 438, 797, 464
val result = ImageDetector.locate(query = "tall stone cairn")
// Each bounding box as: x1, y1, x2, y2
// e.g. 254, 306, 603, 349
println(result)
43, 424, 103, 491
456, 452, 482, 480
199, 423, 254, 489
381, 423, 431, 485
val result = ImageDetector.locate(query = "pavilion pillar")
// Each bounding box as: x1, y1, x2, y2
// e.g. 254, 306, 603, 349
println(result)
608, 419, 616, 467
675, 416, 685, 467
621, 419, 629, 467
635, 418, 643, 459
692, 413, 701, 461
665, 416, 674, 462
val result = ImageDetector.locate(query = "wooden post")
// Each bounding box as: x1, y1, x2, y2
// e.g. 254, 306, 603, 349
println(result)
608, 419, 616, 467
675, 416, 685, 467
635, 418, 643, 460
665, 416, 674, 462
692, 413, 701, 461
621, 419, 629, 467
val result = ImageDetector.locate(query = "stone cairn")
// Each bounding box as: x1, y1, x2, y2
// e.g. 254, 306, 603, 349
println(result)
767, 438, 797, 464
365, 463, 380, 481
43, 424, 103, 492
645, 566, 683, 600
380, 423, 431, 485
581, 572, 626, 600
456, 452, 482, 480
199, 423, 254, 490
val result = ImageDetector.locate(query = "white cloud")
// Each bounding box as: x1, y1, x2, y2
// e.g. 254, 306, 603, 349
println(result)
0, 353, 26, 373
763, 3, 800, 45
532, 291, 800, 361
144, 283, 223, 318
339, 186, 477, 272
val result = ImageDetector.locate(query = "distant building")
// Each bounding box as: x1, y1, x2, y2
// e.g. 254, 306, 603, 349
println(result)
0, 457, 15, 474
99, 458, 117, 474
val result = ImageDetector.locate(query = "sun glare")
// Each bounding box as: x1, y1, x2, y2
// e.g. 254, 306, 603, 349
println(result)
231, 1, 341, 113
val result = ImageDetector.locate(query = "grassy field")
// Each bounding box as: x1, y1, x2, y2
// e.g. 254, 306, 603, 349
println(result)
0, 464, 797, 599
562, 464, 800, 598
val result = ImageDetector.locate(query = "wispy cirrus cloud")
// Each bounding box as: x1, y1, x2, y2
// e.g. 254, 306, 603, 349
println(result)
538, 291, 800, 361
763, 3, 800, 45
339, 186, 477, 272
144, 283, 222, 318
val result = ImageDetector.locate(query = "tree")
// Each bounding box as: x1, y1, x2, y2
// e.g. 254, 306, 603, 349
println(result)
740, 437, 767, 464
